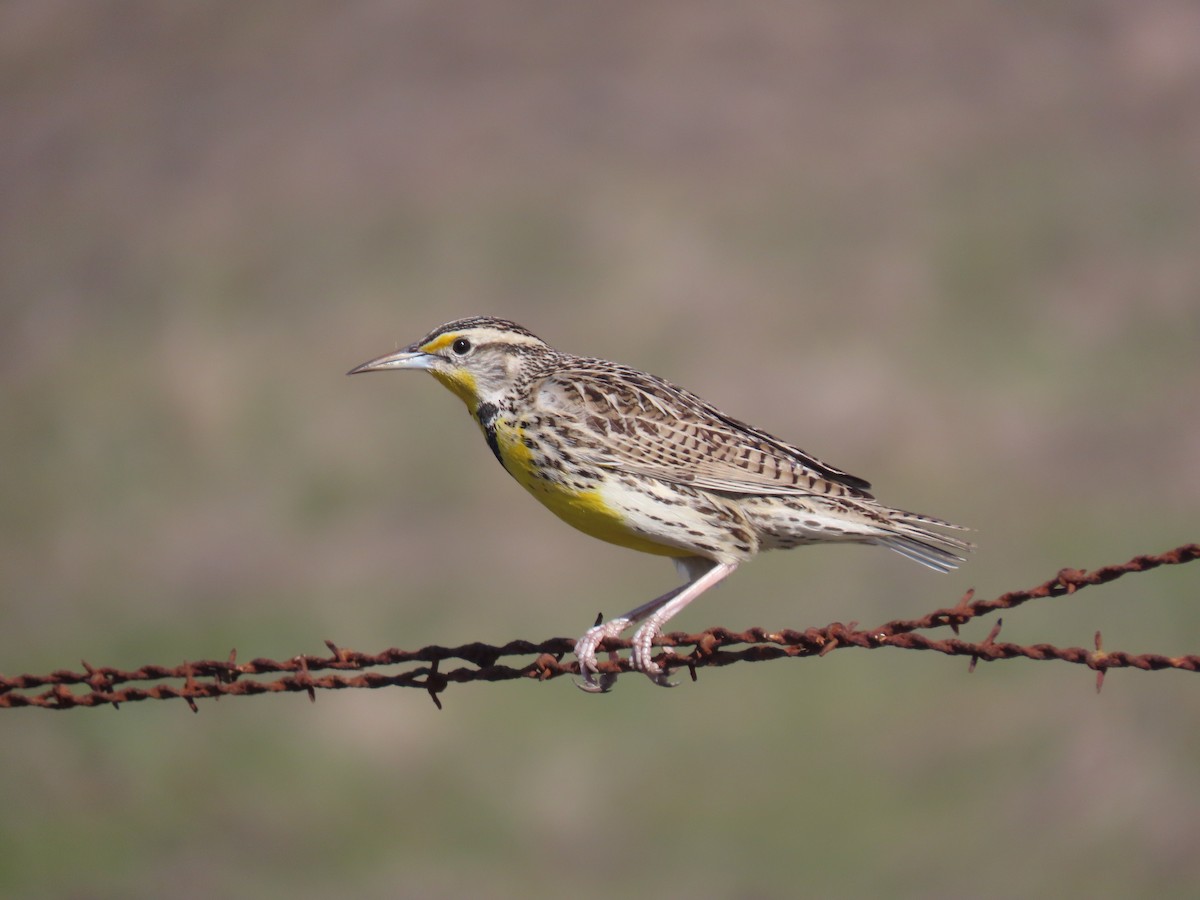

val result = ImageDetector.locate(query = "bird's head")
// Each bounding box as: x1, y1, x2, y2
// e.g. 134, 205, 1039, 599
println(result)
348, 316, 550, 412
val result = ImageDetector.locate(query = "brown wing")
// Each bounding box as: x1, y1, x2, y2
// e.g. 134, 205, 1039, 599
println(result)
533, 360, 874, 499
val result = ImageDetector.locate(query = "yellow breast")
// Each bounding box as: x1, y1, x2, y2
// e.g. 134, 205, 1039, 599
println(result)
490, 420, 690, 558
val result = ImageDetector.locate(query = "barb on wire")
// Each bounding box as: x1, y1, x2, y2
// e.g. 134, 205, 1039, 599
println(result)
1, 542, 1196, 711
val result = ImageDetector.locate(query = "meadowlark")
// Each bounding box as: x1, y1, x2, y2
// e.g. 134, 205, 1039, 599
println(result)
349, 316, 972, 691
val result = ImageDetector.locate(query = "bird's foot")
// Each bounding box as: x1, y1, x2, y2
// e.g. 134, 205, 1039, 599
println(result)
631, 621, 678, 688
574, 617, 630, 693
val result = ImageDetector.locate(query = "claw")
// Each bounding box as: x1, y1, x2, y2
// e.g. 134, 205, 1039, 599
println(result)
574, 673, 615, 693
574, 650, 618, 693
639, 655, 679, 688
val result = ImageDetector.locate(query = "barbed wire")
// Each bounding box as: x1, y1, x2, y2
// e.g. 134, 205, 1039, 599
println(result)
2, 542, 1196, 711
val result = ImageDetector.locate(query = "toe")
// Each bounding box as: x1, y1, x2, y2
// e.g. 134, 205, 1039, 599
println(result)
573, 617, 633, 695
631, 627, 680, 687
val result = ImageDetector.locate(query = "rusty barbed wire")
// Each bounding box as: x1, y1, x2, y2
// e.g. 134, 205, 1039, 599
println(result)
2, 542, 1196, 711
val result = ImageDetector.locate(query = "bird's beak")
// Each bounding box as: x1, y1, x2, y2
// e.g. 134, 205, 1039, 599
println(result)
346, 347, 436, 376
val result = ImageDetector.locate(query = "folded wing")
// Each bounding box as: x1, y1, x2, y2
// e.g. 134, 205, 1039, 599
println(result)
535, 362, 875, 500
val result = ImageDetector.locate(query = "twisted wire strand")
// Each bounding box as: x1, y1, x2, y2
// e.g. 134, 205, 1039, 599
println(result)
2, 543, 1196, 711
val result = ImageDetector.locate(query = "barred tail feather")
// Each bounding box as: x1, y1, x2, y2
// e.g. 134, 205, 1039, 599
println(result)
874, 509, 974, 574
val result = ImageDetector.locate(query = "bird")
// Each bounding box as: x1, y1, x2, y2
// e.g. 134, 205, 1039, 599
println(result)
348, 316, 972, 692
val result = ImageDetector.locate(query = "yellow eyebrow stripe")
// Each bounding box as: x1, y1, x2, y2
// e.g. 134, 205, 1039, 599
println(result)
421, 333, 458, 353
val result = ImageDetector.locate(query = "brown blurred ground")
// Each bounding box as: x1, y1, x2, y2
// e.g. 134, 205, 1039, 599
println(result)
2, 2, 1198, 898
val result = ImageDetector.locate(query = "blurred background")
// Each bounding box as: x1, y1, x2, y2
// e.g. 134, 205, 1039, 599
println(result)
2, 2, 1198, 897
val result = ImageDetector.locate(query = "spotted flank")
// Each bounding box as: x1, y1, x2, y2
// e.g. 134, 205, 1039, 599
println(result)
349, 315, 974, 691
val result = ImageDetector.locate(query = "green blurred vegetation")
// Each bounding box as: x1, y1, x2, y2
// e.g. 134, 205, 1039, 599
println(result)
2, 2, 1198, 898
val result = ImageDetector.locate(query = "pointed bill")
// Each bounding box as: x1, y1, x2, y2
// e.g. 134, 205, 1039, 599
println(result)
346, 348, 436, 376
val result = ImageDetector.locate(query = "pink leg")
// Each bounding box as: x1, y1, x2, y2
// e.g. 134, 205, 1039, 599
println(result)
575, 559, 738, 692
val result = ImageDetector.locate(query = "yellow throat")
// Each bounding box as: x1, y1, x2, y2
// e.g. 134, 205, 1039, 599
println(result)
431, 370, 687, 558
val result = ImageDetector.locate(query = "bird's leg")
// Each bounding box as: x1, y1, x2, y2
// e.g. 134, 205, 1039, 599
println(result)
574, 582, 691, 693
574, 559, 737, 692
630, 561, 737, 687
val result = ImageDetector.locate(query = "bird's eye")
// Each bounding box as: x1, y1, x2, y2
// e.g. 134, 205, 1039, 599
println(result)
451, 337, 472, 355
